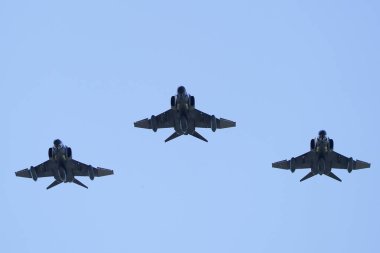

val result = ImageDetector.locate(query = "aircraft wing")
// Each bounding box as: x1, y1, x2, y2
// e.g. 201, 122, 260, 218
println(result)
192, 109, 236, 129
134, 109, 174, 129
329, 151, 371, 170
70, 159, 114, 177
15, 160, 55, 178
272, 151, 314, 170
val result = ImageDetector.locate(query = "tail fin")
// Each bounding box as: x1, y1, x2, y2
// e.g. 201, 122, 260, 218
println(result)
165, 132, 181, 142
190, 131, 208, 142
325, 172, 342, 182
46, 180, 62, 190
300, 172, 316, 182
73, 178, 88, 189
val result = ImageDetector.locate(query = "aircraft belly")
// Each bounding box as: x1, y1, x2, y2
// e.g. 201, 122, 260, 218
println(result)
188, 119, 196, 133
56, 167, 67, 182
317, 159, 324, 174
66, 167, 75, 182
179, 117, 188, 133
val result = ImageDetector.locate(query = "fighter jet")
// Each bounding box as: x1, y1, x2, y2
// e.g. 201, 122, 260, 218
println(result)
272, 130, 370, 182
134, 86, 236, 142
15, 139, 114, 189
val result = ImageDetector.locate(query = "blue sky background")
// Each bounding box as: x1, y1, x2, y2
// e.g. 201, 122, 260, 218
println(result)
1, 1, 379, 252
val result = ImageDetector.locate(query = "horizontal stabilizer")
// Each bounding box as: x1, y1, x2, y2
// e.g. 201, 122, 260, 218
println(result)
300, 172, 316, 182
15, 169, 32, 178
217, 118, 236, 129
354, 160, 371, 170
272, 160, 290, 170
191, 131, 208, 142
165, 132, 181, 142
46, 180, 62, 190
325, 172, 342, 182
73, 178, 88, 189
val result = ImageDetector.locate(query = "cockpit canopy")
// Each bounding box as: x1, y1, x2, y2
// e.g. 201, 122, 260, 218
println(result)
53, 139, 63, 149
318, 130, 327, 139
177, 86, 186, 95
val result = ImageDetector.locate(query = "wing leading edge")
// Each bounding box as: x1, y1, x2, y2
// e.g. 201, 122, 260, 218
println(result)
15, 160, 55, 179
134, 110, 174, 130
192, 109, 236, 129
329, 151, 370, 171
272, 151, 314, 171
70, 159, 114, 177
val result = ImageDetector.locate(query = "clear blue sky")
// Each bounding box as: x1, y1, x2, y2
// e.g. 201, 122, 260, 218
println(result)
1, 1, 379, 252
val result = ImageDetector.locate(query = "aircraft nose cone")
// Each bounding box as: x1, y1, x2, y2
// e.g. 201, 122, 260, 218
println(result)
53, 139, 62, 148
177, 86, 186, 94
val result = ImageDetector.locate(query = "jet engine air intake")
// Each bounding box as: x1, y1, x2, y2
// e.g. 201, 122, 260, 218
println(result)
48, 148, 53, 159
66, 147, 72, 158
329, 139, 334, 150
189, 96, 195, 108
171, 96, 176, 108
310, 139, 315, 150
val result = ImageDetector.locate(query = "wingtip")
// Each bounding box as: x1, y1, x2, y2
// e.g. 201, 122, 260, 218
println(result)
355, 160, 371, 170
272, 160, 290, 170
15, 168, 32, 178
134, 118, 150, 129
219, 118, 236, 128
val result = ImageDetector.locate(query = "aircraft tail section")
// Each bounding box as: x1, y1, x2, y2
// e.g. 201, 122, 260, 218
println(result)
300, 172, 316, 182
190, 131, 208, 142
46, 180, 62, 190
73, 178, 88, 189
165, 132, 181, 142
325, 172, 342, 182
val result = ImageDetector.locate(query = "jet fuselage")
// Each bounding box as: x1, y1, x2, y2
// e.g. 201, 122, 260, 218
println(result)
134, 85, 236, 142
172, 88, 195, 135
311, 140, 332, 175
50, 146, 75, 183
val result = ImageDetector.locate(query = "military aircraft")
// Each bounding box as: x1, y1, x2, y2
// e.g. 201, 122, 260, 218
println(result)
15, 139, 114, 189
134, 86, 236, 142
272, 130, 370, 182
